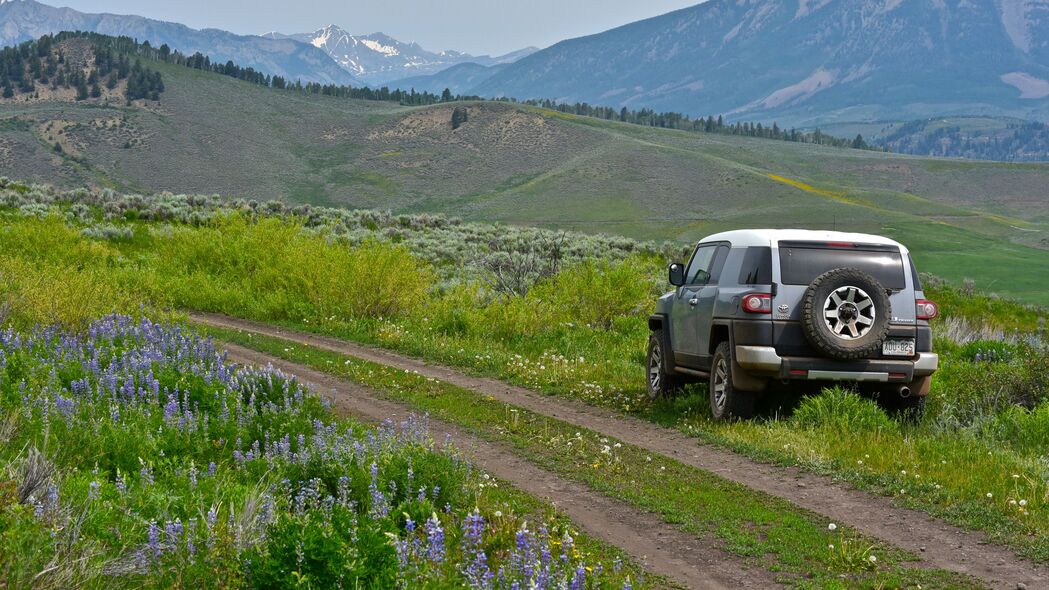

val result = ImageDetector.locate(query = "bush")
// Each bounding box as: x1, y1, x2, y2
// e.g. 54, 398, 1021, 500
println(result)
792, 388, 899, 433
150, 215, 433, 320
933, 343, 1049, 431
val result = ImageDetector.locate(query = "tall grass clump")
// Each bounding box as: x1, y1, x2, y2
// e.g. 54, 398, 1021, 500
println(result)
0, 216, 149, 328
150, 215, 433, 321
0, 316, 641, 589
791, 388, 899, 434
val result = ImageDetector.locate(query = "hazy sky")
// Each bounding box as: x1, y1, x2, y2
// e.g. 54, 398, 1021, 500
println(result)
51, 0, 704, 55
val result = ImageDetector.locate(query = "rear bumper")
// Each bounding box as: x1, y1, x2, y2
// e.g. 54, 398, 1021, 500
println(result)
735, 345, 938, 383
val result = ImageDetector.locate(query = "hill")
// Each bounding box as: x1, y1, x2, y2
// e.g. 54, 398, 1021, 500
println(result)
1, 34, 1048, 303
0, 0, 360, 85
397, 0, 1049, 126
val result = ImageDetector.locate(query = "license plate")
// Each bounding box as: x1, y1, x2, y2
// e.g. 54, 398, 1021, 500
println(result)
882, 338, 915, 357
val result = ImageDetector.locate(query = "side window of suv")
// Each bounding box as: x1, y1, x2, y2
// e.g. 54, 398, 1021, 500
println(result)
685, 244, 727, 285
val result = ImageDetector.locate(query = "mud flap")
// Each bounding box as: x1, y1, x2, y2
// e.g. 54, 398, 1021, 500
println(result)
731, 356, 768, 393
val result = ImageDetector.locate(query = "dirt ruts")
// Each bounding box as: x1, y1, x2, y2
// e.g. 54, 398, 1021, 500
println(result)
222, 342, 774, 590
193, 312, 1048, 590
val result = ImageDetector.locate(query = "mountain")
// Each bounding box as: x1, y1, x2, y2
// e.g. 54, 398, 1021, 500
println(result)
0, 0, 360, 85
387, 62, 508, 95
270, 24, 538, 85
441, 0, 1049, 126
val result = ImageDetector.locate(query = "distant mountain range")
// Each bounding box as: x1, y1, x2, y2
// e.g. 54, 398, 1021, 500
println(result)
0, 0, 537, 88
392, 0, 1049, 126
0, 0, 363, 85
266, 25, 538, 86
2, 0, 1048, 128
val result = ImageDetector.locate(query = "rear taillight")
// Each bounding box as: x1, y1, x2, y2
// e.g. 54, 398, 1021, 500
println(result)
742, 293, 772, 314
916, 299, 938, 320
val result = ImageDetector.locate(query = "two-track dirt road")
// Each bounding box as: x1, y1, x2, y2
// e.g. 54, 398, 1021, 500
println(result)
194, 312, 1048, 590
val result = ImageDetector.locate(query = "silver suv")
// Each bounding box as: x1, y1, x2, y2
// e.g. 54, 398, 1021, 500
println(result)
648, 230, 939, 420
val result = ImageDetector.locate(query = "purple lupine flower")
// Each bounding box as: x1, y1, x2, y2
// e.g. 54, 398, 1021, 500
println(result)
187, 519, 198, 556
620, 577, 633, 590
140, 464, 154, 486
88, 480, 100, 500
461, 510, 492, 589
569, 562, 586, 590
425, 513, 445, 564
369, 463, 388, 518
207, 462, 216, 477
147, 521, 162, 558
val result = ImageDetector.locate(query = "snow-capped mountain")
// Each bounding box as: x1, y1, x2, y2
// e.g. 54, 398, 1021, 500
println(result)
0, 0, 361, 85
268, 24, 538, 86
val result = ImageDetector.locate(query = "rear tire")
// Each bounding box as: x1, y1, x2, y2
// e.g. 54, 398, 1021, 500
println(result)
710, 342, 755, 420
647, 331, 683, 400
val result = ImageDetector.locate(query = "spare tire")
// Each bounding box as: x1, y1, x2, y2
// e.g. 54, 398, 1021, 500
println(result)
801, 268, 891, 360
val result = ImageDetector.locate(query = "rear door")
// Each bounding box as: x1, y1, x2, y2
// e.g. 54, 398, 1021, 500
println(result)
771, 241, 913, 354
671, 243, 726, 368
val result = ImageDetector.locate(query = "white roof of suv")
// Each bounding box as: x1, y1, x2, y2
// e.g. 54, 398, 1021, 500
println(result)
700, 229, 908, 253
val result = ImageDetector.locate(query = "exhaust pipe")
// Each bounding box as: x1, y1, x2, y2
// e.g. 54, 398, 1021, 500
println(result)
898, 385, 912, 398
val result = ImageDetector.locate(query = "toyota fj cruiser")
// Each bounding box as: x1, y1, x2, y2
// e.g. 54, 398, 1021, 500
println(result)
647, 230, 939, 420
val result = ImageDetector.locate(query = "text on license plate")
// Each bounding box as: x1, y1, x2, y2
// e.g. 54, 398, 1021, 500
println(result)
882, 339, 915, 357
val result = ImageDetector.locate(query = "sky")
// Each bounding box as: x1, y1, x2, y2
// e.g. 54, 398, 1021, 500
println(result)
51, 0, 704, 56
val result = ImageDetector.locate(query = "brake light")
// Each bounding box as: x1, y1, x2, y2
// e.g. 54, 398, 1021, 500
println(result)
826, 241, 854, 248
742, 293, 772, 314
916, 299, 938, 320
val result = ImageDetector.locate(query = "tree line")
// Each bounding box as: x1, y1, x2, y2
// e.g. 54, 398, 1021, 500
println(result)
878, 120, 1049, 162
7, 32, 873, 152
0, 33, 164, 102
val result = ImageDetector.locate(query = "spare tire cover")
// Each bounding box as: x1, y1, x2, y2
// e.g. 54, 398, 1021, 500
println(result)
801, 268, 891, 360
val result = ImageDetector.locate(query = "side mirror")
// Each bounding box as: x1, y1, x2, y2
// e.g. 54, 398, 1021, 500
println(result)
668, 262, 685, 287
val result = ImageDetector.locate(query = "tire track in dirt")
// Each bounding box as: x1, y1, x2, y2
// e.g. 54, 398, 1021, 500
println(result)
221, 342, 776, 590
194, 312, 1048, 590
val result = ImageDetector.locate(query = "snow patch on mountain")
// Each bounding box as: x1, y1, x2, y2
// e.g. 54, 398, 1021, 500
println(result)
796, 0, 833, 18
999, 0, 1034, 52
1002, 72, 1049, 98
359, 38, 400, 56
758, 68, 835, 108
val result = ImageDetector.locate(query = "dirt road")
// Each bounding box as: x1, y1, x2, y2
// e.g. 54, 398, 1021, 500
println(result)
194, 312, 1048, 590
223, 342, 776, 589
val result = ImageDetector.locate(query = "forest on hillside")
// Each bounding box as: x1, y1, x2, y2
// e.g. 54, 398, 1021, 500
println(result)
877, 120, 1049, 162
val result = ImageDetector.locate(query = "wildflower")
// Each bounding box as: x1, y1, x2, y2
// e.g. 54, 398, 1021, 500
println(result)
1020, 500, 1028, 507
827, 523, 837, 531
868, 554, 877, 564
986, 492, 993, 499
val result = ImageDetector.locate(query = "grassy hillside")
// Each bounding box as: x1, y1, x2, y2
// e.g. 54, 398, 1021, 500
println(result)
1, 57, 1048, 302
1, 188, 1047, 570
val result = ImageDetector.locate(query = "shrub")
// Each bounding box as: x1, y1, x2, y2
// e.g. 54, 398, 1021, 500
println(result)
529, 256, 658, 330
150, 215, 433, 320
933, 343, 1049, 431
792, 388, 899, 434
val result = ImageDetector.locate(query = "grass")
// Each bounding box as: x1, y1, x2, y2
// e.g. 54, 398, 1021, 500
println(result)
201, 324, 985, 589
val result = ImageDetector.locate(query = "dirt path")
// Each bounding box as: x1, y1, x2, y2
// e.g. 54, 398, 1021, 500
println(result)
194, 312, 1048, 590
222, 342, 775, 590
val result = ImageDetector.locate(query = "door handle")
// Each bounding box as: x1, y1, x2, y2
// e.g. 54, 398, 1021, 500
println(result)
688, 297, 699, 306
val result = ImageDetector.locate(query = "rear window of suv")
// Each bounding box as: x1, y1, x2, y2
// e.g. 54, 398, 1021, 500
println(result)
778, 241, 906, 289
